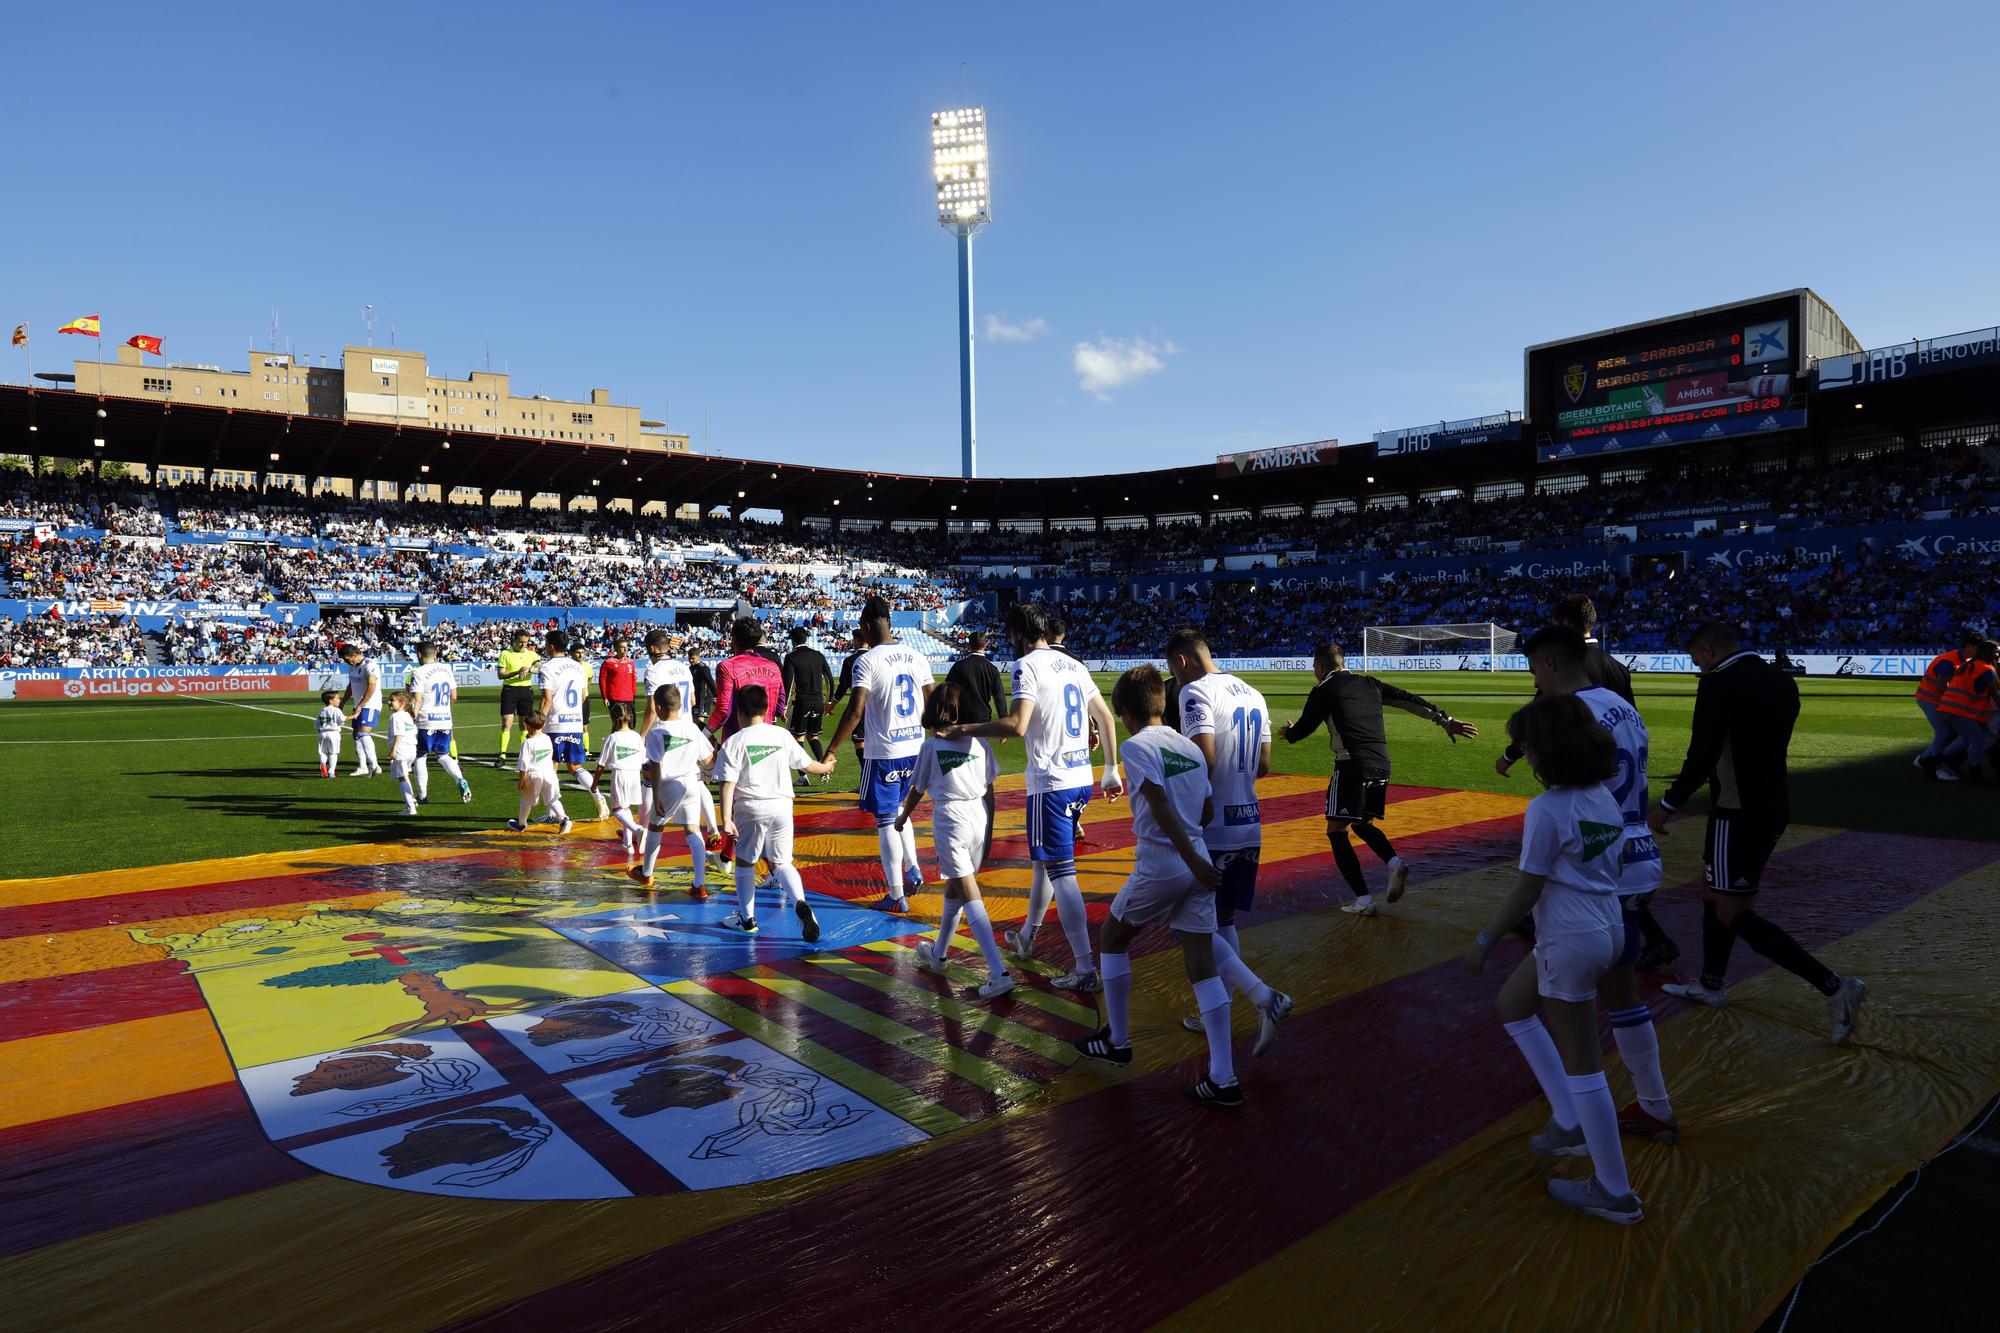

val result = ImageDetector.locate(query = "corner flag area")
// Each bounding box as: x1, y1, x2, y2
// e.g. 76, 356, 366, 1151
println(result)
4, 763, 1998, 1329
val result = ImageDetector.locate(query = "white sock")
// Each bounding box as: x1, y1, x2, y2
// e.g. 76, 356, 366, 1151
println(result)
612, 806, 641, 836
936, 896, 965, 956
575, 769, 598, 795
698, 784, 718, 834
734, 862, 757, 921
1610, 1007, 1673, 1120
1217, 922, 1242, 952
437, 754, 466, 784
900, 820, 921, 879
772, 862, 806, 906
414, 756, 430, 800
1102, 951, 1134, 1046
547, 791, 569, 822
1213, 932, 1273, 1007
876, 823, 906, 897
641, 827, 665, 876
517, 792, 535, 824
360, 735, 380, 772
963, 900, 1005, 975
1504, 1016, 1578, 1129
398, 774, 416, 806
1195, 974, 1234, 1085
1567, 1070, 1632, 1196
1021, 865, 1055, 939
684, 831, 707, 886
1052, 871, 1093, 975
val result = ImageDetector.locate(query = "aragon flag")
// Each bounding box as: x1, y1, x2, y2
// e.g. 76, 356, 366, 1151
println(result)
126, 334, 164, 355
9, 323, 24, 347
58, 314, 101, 336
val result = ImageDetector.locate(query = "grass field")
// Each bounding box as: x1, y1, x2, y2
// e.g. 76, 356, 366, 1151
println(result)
0, 670, 1986, 880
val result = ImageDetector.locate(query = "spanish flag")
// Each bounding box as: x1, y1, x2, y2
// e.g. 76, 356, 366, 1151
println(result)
58, 314, 100, 336
126, 334, 163, 355
8, 323, 23, 347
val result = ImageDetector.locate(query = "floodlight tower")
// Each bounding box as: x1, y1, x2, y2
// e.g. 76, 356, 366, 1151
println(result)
932, 106, 990, 479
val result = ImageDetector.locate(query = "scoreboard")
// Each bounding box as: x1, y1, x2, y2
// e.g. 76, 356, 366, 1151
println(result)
1525, 293, 1804, 452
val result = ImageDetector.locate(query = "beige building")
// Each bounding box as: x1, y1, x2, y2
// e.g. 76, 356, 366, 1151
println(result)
74, 343, 690, 455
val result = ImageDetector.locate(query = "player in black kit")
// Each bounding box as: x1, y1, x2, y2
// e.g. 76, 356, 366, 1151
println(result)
1284, 642, 1478, 914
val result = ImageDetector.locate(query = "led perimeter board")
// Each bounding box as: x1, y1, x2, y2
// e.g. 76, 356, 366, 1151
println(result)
1525, 292, 1803, 446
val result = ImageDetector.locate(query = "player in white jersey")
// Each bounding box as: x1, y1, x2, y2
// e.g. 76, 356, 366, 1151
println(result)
507, 712, 572, 834
593, 703, 649, 854
314, 690, 345, 778
715, 684, 836, 937
825, 596, 934, 911
1166, 628, 1292, 1055
337, 643, 384, 776
638, 628, 696, 733
1515, 625, 1677, 1145
945, 602, 1123, 993
407, 642, 472, 803
894, 682, 1012, 1000
1074, 667, 1251, 1107
538, 629, 609, 821
632, 683, 718, 895
385, 691, 422, 815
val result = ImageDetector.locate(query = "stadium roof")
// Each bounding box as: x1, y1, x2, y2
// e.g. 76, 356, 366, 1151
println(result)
0, 385, 1406, 523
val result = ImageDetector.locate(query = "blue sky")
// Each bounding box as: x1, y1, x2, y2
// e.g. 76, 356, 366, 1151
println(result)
5, 1, 1997, 478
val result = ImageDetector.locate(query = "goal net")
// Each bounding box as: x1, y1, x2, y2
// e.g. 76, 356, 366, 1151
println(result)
1361, 623, 1518, 673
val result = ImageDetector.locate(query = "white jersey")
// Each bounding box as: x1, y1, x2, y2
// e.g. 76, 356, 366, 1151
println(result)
1177, 671, 1269, 851
645, 718, 713, 783
517, 733, 558, 782
536, 656, 590, 734
597, 729, 647, 776
1576, 685, 1663, 897
912, 735, 998, 809
316, 705, 345, 736
644, 655, 694, 711
348, 657, 382, 710
410, 661, 457, 730
1121, 725, 1210, 868
1012, 647, 1101, 796
715, 721, 813, 805
853, 641, 931, 761
1519, 784, 1626, 936
388, 711, 418, 764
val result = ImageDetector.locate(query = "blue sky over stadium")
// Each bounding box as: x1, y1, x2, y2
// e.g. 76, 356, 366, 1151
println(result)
6, 1, 1996, 477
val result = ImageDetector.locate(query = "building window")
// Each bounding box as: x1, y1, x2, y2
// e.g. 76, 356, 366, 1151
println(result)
143, 376, 172, 392
572, 411, 593, 425
380, 376, 390, 387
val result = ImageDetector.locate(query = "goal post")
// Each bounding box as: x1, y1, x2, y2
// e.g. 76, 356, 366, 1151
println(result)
1361, 623, 1519, 673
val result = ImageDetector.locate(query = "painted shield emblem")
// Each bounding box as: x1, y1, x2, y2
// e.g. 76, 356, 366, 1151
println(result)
1563, 363, 1588, 402
129, 848, 1088, 1199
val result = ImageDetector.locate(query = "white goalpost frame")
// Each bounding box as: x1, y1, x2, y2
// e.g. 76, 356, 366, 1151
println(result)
1361, 623, 1518, 673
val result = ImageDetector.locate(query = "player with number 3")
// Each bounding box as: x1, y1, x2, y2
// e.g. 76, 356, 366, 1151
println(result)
827, 596, 936, 911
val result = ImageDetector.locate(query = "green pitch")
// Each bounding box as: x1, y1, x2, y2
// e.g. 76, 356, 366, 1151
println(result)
0, 672, 1983, 880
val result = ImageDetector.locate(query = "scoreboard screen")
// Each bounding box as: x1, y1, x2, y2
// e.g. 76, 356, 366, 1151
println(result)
1526, 294, 1802, 442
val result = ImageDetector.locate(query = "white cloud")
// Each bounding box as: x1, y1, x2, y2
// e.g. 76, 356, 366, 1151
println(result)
1073, 336, 1176, 399
984, 313, 1048, 343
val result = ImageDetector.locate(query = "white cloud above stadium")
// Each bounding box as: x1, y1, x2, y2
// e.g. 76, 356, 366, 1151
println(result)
1073, 335, 1176, 399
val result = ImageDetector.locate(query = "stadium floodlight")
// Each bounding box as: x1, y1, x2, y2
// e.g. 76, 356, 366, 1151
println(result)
932, 106, 990, 480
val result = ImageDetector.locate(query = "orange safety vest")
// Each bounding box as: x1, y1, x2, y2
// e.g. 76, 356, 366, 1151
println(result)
1936, 659, 1997, 721
1915, 650, 1961, 705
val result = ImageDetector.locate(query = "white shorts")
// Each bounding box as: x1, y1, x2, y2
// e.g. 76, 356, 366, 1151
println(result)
521, 773, 562, 812
607, 768, 645, 809
652, 774, 704, 828
1533, 926, 1620, 1002
932, 803, 987, 880
732, 802, 794, 866
390, 754, 417, 778
1109, 857, 1217, 934
318, 734, 341, 757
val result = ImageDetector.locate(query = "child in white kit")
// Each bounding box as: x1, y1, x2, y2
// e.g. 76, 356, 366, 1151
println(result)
715, 684, 835, 937
315, 690, 345, 779
507, 712, 573, 835
631, 684, 718, 896
386, 691, 421, 816
894, 682, 1011, 999
593, 703, 648, 855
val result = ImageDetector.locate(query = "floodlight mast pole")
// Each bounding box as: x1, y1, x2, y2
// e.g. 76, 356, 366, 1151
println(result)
932, 106, 989, 482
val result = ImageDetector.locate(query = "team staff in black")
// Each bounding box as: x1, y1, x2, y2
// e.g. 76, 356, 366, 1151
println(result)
1649, 622, 1867, 1044
1285, 642, 1478, 915
782, 627, 836, 784
686, 646, 716, 727
944, 631, 1005, 724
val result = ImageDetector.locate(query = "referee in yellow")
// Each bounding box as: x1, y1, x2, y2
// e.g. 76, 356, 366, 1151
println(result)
495, 627, 541, 762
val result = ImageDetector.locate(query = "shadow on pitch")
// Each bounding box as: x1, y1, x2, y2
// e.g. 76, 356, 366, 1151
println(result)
152, 788, 503, 840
